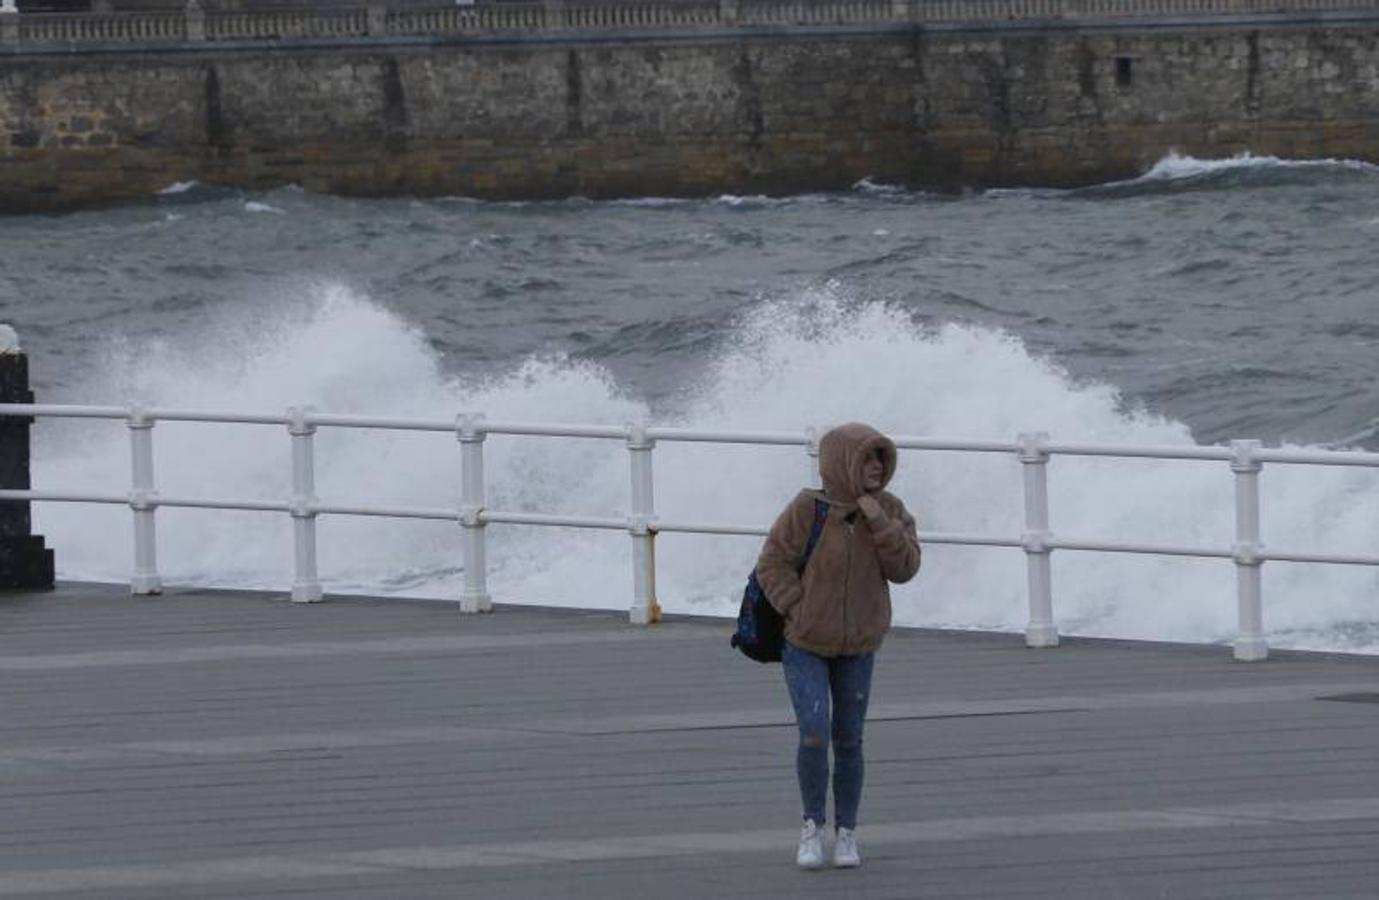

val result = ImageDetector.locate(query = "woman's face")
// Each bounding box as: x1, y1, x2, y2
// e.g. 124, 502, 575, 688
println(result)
861, 450, 885, 492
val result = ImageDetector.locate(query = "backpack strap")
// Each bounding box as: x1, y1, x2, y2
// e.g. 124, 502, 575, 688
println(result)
796, 498, 829, 573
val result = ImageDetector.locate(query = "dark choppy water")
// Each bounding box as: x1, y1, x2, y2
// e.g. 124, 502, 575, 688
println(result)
3, 152, 1378, 652
6, 153, 1379, 447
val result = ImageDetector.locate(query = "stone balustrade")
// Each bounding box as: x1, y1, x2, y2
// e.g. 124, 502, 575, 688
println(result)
3, 0, 1377, 48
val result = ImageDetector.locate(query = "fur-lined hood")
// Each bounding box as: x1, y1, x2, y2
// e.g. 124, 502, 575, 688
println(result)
815, 421, 897, 505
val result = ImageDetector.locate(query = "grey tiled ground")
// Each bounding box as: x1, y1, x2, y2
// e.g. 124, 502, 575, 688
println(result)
3, 583, 1378, 898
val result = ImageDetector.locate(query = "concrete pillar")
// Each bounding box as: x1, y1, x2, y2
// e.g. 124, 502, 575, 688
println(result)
0, 334, 55, 590
543, 0, 564, 30
185, 0, 205, 42
366, 4, 385, 37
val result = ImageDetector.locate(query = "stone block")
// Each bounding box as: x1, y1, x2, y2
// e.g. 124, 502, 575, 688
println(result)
0, 536, 53, 590
0, 354, 52, 589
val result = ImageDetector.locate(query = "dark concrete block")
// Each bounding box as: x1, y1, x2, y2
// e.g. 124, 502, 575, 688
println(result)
0, 353, 34, 404
0, 353, 53, 587
0, 535, 54, 589
0, 498, 32, 538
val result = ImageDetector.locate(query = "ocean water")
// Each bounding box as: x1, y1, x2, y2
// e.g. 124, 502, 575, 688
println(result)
3, 152, 1378, 653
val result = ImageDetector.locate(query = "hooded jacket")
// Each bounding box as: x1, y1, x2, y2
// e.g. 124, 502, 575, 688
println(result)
755, 422, 921, 657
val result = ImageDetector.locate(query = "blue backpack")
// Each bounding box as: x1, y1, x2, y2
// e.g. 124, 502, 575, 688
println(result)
730, 498, 829, 663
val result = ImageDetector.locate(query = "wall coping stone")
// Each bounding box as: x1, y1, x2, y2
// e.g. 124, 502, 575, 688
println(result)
4, 7, 1379, 58
3, 0, 1378, 53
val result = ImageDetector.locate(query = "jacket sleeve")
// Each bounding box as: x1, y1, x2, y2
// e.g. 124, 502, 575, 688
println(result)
755, 493, 813, 617
868, 497, 922, 584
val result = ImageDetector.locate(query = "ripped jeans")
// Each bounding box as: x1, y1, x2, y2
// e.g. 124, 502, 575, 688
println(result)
781, 640, 875, 830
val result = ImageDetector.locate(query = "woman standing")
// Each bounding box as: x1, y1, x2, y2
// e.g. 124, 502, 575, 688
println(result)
755, 422, 922, 869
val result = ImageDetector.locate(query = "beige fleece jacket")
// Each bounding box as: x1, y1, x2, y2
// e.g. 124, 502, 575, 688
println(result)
755, 422, 921, 657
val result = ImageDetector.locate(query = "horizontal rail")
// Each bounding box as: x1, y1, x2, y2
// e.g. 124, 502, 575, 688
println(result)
0, 405, 527, 436
314, 502, 457, 520
310, 414, 629, 438
1049, 440, 1379, 467
1260, 549, 1379, 567
482, 511, 628, 530
481, 422, 630, 440
9, 482, 1374, 566
894, 437, 1020, 453
1052, 536, 1236, 559
1256, 447, 1379, 468
0, 489, 288, 513
157, 496, 291, 513
0, 488, 129, 504
1046, 441, 1235, 462
0, 404, 127, 420
300, 413, 455, 433
2, 405, 1377, 468
648, 427, 1008, 450
920, 531, 1024, 548
646, 426, 808, 446
654, 519, 769, 536
151, 409, 289, 427
1053, 539, 1379, 566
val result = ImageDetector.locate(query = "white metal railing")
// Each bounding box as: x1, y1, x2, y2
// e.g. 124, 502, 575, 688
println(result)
2, 402, 1379, 659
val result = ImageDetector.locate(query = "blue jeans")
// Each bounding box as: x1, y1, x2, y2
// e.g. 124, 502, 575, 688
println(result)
781, 640, 875, 830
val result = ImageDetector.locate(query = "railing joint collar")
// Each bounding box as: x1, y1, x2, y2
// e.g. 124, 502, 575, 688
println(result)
456, 412, 487, 443
1233, 541, 1265, 566
1018, 431, 1051, 463
1022, 529, 1052, 554
128, 489, 159, 511
628, 514, 658, 536
286, 405, 317, 436
127, 404, 155, 429
626, 421, 655, 450
459, 504, 485, 527
1230, 438, 1263, 473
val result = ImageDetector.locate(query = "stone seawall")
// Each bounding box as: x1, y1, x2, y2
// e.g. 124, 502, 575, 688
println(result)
2, 18, 1379, 210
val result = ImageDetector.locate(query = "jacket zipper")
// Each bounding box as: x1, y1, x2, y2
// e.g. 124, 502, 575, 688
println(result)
843, 519, 854, 654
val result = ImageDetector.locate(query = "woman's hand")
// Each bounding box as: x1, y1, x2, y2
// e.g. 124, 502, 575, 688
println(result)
855, 494, 885, 523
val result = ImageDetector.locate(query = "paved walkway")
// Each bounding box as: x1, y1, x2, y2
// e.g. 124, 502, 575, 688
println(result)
3, 583, 1378, 898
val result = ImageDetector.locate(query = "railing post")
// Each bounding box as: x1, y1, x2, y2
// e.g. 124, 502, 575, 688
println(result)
1019, 432, 1058, 647
127, 406, 161, 595
719, 0, 739, 25
543, 0, 565, 29
287, 406, 323, 603
1231, 439, 1267, 661
627, 421, 660, 625
456, 414, 492, 614
0, 0, 17, 47
365, 3, 385, 36
804, 425, 821, 488
183, 0, 204, 42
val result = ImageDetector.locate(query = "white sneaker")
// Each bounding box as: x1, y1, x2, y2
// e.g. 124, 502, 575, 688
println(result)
796, 819, 826, 870
833, 826, 861, 868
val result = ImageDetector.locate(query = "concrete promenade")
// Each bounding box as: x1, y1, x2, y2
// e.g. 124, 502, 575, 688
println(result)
3, 583, 1378, 898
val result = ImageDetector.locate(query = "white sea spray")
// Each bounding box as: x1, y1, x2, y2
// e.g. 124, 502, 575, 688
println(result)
31, 283, 1379, 653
